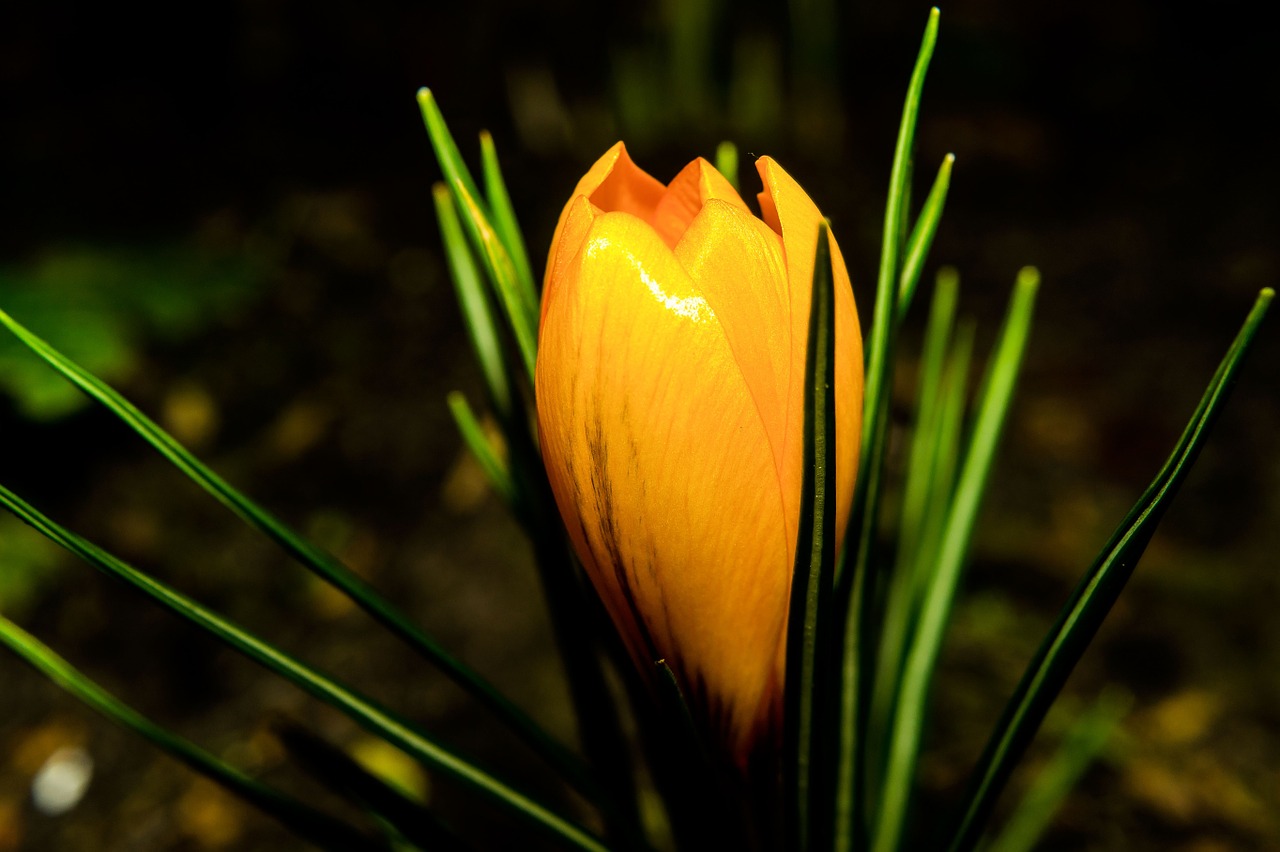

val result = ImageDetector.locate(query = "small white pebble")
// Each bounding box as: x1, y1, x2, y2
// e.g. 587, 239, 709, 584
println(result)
31, 746, 94, 815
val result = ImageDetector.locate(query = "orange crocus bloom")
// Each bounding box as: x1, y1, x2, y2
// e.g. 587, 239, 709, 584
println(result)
536, 143, 863, 764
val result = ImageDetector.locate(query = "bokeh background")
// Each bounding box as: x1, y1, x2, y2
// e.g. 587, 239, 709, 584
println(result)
2, 1, 1277, 849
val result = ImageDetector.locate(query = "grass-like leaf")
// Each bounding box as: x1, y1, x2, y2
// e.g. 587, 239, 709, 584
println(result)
891, 268, 961, 590
653, 659, 703, 756
715, 141, 740, 191
446, 391, 517, 507
0, 484, 607, 852
418, 88, 538, 381
421, 94, 645, 842
872, 267, 1039, 852
942, 287, 1274, 852
479, 131, 537, 309
834, 10, 940, 851
0, 614, 389, 852
844, 7, 940, 588
520, 504, 647, 851
905, 317, 974, 625
274, 720, 469, 852
981, 691, 1130, 852
433, 184, 512, 419
784, 224, 838, 851
897, 155, 955, 320
0, 306, 591, 798
869, 270, 962, 792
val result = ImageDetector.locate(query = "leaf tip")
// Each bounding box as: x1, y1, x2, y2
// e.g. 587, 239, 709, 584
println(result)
937, 265, 961, 290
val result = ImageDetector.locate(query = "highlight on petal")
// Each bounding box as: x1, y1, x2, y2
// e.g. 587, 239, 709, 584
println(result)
544, 142, 666, 296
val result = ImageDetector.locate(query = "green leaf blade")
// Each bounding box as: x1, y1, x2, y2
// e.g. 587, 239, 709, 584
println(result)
418, 89, 537, 382
897, 155, 955, 320
447, 391, 517, 507
0, 614, 388, 852
479, 131, 538, 322
714, 141, 740, 191
869, 270, 963, 798
872, 267, 1038, 852
433, 184, 512, 419
982, 691, 1130, 852
942, 287, 1273, 852
834, 11, 941, 852
274, 721, 468, 852
0, 485, 607, 851
0, 306, 591, 799
784, 223, 839, 851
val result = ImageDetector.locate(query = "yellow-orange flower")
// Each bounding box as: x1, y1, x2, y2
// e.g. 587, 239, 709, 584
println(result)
536, 143, 863, 763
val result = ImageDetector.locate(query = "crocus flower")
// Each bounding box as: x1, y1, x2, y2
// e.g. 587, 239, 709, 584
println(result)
536, 143, 863, 763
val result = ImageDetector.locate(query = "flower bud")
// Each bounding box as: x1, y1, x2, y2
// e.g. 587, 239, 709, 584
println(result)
536, 143, 863, 763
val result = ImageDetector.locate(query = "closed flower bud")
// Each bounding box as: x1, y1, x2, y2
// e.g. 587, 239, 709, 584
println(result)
536, 143, 863, 764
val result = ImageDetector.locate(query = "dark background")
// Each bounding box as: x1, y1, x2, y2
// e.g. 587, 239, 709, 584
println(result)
1, 1, 1277, 849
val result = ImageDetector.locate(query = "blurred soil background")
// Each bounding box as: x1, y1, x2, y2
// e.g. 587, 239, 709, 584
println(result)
1, 0, 1277, 849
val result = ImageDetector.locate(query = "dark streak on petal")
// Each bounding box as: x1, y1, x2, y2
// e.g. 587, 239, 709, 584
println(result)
586, 408, 661, 666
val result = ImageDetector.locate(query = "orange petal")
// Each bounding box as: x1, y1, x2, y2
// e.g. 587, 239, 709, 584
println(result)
541, 194, 600, 327
543, 143, 666, 299
673, 199, 792, 541
650, 158, 751, 249
755, 157, 863, 555
573, 142, 668, 216
537, 210, 791, 759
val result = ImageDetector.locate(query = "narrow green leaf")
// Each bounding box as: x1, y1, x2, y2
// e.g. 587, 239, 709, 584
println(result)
421, 93, 642, 841
871, 320, 974, 819
0, 614, 388, 852
982, 691, 1130, 852
521, 514, 648, 851
498, 406, 647, 848
872, 267, 1038, 852
447, 391, 517, 507
869, 270, 961, 789
943, 287, 1273, 852
878, 318, 976, 811
0, 306, 592, 798
415, 88, 484, 208
834, 11, 940, 852
433, 184, 512, 419
274, 720, 469, 852
893, 269, 961, 592
849, 4, 940, 545
715, 141, 740, 191
0, 486, 607, 852
418, 88, 537, 381
897, 155, 955, 320
897, 155, 914, 269
784, 223, 838, 851
478, 131, 537, 313
908, 318, 974, 618
653, 659, 710, 771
